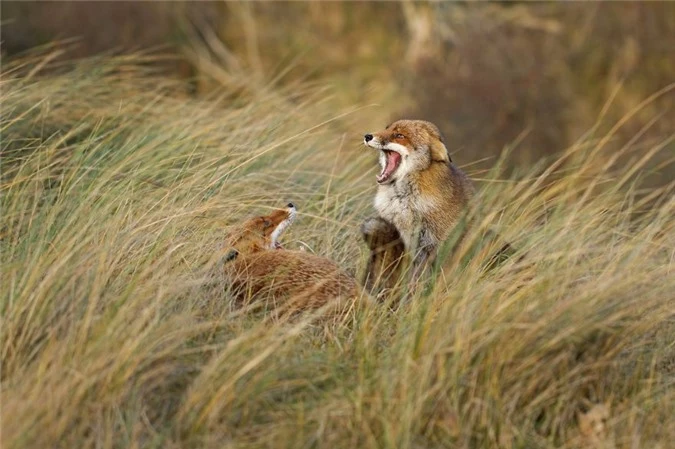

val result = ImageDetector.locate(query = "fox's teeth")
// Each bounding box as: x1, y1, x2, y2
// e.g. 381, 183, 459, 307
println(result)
378, 166, 386, 179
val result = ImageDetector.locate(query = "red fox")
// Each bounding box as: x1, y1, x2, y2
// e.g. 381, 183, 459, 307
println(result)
223, 203, 363, 313
362, 119, 476, 290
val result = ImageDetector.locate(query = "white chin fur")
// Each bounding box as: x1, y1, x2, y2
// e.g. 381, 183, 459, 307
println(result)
269, 206, 296, 249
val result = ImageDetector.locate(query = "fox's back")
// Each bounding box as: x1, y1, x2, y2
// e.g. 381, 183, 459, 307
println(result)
225, 250, 362, 308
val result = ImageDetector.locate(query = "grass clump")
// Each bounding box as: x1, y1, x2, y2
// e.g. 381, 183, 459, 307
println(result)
1, 54, 674, 449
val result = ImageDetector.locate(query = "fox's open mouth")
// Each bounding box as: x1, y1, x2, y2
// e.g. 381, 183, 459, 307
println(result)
377, 150, 402, 184
269, 205, 296, 249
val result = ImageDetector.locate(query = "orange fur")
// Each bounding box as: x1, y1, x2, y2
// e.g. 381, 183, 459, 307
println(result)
225, 208, 293, 255
361, 217, 406, 297
223, 205, 363, 314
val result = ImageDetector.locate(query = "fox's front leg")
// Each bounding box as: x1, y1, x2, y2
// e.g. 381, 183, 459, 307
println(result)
410, 230, 437, 292
361, 216, 405, 296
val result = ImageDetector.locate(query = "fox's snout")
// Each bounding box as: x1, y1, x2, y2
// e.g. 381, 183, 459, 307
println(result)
363, 130, 405, 151
363, 132, 389, 151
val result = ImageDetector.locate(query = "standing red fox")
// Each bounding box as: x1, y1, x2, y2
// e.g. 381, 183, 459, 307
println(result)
361, 119, 475, 292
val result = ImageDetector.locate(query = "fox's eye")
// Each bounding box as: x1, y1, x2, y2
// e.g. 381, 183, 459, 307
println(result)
262, 219, 272, 229
394, 133, 405, 139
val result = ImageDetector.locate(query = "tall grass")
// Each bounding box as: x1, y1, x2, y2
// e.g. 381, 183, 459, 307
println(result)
1, 55, 673, 449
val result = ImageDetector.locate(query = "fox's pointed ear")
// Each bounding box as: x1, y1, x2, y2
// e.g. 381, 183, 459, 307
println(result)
430, 139, 451, 163
224, 249, 239, 263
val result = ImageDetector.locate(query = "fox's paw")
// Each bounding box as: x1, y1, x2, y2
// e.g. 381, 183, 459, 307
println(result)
361, 217, 400, 249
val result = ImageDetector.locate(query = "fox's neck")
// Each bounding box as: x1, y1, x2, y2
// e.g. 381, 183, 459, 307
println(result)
391, 161, 452, 191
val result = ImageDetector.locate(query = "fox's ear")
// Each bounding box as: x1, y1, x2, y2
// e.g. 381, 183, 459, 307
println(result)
430, 139, 451, 163
224, 249, 239, 262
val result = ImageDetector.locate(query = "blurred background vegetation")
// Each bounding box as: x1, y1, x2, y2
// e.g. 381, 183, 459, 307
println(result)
2, 4, 674, 448
3, 1, 673, 185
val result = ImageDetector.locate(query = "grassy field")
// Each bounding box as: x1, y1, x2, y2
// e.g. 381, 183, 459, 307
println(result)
1, 54, 674, 449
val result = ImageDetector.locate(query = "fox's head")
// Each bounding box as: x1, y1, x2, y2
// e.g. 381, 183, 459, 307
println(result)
224, 203, 297, 262
363, 119, 450, 184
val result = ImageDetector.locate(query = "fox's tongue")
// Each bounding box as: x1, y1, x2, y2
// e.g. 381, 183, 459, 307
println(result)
377, 151, 402, 183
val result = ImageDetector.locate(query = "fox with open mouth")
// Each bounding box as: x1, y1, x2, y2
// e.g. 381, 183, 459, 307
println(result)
361, 119, 475, 292
223, 203, 363, 312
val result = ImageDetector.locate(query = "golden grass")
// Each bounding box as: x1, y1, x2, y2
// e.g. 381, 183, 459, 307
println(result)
1, 54, 674, 449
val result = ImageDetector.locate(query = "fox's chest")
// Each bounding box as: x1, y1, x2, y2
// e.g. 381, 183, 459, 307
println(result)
375, 184, 436, 248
